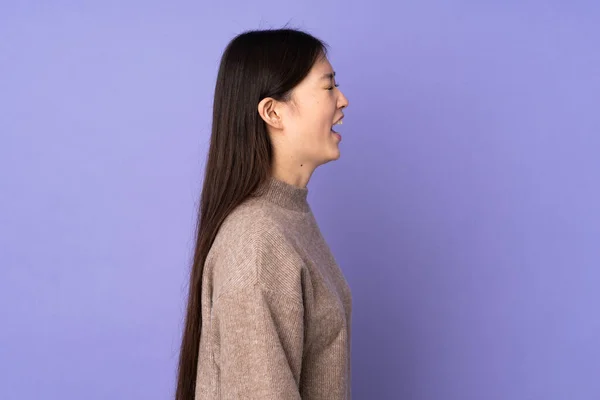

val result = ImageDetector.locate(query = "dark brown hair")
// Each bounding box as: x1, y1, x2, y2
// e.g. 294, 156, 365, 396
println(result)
175, 28, 327, 400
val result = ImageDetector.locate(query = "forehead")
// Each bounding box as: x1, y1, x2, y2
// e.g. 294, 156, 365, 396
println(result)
307, 57, 334, 81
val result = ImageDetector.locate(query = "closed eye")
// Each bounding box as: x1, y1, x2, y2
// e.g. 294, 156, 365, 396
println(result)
327, 83, 340, 91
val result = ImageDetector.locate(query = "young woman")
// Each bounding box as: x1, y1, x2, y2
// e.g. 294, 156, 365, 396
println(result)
176, 28, 352, 400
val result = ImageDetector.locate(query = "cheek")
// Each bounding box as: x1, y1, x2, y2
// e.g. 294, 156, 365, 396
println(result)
313, 102, 335, 130
290, 99, 335, 139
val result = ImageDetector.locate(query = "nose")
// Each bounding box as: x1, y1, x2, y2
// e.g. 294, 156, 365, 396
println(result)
338, 89, 349, 109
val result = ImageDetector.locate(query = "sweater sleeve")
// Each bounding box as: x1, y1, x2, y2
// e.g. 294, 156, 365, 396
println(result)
211, 282, 304, 399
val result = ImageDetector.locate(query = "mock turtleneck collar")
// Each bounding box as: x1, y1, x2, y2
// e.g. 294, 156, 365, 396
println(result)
260, 176, 309, 212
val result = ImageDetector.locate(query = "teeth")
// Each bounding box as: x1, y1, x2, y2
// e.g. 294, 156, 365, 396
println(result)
335, 120, 343, 125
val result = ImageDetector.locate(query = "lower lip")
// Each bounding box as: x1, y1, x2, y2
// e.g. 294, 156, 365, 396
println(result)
332, 131, 342, 141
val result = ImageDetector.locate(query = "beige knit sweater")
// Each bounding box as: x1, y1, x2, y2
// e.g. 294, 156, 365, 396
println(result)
194, 176, 353, 399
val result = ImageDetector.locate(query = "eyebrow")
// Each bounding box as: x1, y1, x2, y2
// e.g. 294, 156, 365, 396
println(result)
320, 72, 336, 80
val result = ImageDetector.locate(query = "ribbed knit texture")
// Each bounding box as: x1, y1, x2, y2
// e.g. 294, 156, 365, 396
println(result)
194, 176, 353, 399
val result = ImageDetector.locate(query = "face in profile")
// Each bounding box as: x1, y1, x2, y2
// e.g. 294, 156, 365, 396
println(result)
261, 55, 350, 170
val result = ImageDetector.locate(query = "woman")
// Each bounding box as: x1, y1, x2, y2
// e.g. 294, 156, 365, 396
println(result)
176, 28, 352, 400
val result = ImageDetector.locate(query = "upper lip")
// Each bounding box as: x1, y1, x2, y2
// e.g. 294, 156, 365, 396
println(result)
333, 115, 344, 124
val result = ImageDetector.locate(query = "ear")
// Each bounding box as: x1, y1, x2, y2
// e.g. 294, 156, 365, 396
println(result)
257, 97, 284, 130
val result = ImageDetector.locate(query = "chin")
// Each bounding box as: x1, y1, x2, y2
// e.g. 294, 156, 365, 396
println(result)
322, 150, 341, 165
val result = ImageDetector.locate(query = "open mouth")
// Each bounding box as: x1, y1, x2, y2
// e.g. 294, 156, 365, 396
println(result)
331, 118, 343, 133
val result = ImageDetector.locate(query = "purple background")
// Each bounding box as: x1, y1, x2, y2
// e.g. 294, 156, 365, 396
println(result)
1, 1, 599, 399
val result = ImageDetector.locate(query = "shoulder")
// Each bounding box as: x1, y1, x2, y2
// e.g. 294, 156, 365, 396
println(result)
207, 199, 306, 304
216, 197, 294, 252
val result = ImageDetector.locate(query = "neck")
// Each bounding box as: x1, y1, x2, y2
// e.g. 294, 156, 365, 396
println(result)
271, 157, 316, 189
